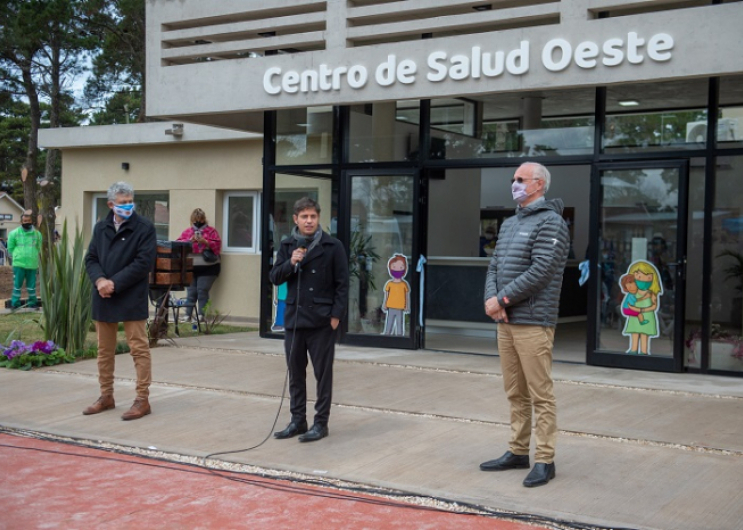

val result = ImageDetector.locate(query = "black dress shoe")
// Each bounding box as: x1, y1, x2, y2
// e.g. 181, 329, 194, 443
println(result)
273, 420, 308, 439
523, 462, 556, 487
298, 423, 329, 443
480, 451, 530, 471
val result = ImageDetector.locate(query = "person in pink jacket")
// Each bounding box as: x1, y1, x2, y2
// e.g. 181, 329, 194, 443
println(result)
177, 208, 222, 322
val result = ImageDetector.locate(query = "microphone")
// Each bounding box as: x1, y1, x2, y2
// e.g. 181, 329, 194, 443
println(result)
294, 237, 308, 273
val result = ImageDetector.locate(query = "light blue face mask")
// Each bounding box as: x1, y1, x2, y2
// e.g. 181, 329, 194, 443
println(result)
113, 202, 135, 219
635, 279, 652, 290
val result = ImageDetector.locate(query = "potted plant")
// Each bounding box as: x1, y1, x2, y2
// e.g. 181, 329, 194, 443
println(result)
348, 227, 380, 333
718, 249, 743, 332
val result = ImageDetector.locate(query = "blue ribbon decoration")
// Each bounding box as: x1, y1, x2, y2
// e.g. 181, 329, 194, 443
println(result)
416, 255, 427, 328
578, 259, 590, 287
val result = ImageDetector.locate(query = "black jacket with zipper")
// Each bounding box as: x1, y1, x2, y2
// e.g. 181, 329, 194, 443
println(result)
484, 198, 570, 327
270, 231, 349, 330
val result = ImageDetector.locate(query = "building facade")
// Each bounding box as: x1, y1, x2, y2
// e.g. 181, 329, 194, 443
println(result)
40, 123, 267, 321
144, 1, 743, 375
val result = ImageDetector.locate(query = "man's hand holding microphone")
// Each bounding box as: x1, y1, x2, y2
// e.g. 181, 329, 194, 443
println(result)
291, 237, 308, 272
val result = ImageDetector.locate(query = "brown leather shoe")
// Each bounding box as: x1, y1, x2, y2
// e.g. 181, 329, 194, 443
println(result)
121, 397, 151, 421
83, 395, 115, 415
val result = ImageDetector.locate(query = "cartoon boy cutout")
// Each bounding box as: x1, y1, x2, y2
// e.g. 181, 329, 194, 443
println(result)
381, 254, 410, 336
619, 274, 650, 325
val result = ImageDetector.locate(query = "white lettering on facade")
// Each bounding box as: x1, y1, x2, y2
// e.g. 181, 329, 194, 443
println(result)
263, 67, 282, 95
542, 38, 572, 72
426, 42, 528, 82
647, 33, 673, 62
263, 31, 675, 95
602, 38, 624, 66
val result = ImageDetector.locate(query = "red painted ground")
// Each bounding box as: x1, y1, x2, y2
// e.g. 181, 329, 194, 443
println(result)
0, 433, 541, 530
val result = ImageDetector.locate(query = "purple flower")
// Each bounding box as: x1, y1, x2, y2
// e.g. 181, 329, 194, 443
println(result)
31, 340, 57, 355
2, 340, 32, 360
2, 340, 58, 360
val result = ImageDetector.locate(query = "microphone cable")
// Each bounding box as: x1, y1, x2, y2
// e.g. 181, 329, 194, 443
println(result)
202, 252, 303, 465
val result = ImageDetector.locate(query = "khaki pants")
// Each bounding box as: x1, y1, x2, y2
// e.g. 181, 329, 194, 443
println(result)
497, 323, 556, 463
96, 321, 151, 399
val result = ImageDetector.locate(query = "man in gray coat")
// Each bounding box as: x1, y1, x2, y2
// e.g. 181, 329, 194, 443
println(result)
480, 162, 570, 487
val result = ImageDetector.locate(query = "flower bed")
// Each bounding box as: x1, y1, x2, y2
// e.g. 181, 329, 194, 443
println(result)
0, 340, 74, 370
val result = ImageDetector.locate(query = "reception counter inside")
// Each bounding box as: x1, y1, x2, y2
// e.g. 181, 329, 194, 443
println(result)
425, 257, 587, 327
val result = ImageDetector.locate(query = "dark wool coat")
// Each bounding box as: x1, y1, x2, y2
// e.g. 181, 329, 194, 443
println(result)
85, 211, 157, 323
484, 198, 570, 327
269, 231, 349, 330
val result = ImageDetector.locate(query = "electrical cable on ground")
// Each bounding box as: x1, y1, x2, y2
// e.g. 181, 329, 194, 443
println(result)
0, 251, 637, 530
0, 427, 636, 530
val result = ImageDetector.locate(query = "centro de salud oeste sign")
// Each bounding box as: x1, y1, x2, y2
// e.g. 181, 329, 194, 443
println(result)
263, 32, 673, 96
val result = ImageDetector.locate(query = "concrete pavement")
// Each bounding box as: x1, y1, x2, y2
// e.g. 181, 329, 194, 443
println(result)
1, 332, 742, 530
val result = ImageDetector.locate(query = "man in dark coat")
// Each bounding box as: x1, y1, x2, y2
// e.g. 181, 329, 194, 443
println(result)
83, 181, 157, 421
480, 162, 570, 488
270, 197, 349, 442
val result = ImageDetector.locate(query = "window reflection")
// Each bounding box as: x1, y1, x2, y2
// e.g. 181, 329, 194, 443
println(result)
718, 75, 743, 149
276, 107, 333, 165
709, 156, 743, 372
428, 89, 595, 159
349, 101, 420, 162
604, 79, 709, 153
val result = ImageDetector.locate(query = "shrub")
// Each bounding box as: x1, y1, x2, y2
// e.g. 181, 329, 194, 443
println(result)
39, 221, 93, 355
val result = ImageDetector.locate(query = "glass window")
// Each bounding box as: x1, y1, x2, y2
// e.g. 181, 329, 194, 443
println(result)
604, 79, 709, 153
684, 159, 706, 369
222, 192, 260, 252
596, 166, 683, 358
348, 174, 414, 336
93, 192, 170, 240
718, 75, 743, 149
430, 89, 595, 159
276, 106, 334, 165
708, 155, 743, 372
348, 101, 420, 162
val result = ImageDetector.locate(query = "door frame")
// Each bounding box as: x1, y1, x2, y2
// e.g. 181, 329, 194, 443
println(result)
339, 168, 422, 349
587, 159, 689, 372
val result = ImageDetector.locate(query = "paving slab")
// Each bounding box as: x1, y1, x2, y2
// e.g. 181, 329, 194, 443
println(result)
1, 340, 743, 530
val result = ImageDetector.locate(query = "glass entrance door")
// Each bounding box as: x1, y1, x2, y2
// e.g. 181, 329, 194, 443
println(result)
589, 161, 688, 371
341, 170, 419, 348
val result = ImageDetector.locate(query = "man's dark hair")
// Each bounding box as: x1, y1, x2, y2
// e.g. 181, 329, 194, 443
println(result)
294, 197, 321, 216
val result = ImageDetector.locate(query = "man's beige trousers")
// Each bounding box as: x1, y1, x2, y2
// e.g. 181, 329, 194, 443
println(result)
96, 321, 151, 399
497, 323, 556, 463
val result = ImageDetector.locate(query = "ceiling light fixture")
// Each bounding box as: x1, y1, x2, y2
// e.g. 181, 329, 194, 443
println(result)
618, 100, 640, 107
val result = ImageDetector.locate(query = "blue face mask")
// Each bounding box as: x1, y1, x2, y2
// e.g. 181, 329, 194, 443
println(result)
113, 203, 135, 219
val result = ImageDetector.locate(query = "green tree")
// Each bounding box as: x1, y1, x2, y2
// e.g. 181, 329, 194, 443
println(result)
0, 96, 32, 201
0, 0, 89, 248
81, 0, 146, 124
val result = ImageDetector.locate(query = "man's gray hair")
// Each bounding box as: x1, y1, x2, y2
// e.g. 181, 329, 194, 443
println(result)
520, 162, 551, 192
107, 181, 135, 201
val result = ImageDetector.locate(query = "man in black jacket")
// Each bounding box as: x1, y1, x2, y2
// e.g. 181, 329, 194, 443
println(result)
481, 162, 570, 487
83, 182, 157, 421
270, 197, 349, 442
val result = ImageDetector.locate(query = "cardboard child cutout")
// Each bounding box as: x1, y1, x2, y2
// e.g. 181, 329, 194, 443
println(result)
272, 282, 288, 332
381, 254, 411, 336
619, 260, 664, 355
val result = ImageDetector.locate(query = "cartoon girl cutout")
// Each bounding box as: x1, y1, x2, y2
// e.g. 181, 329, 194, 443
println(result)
381, 254, 411, 336
620, 260, 664, 355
